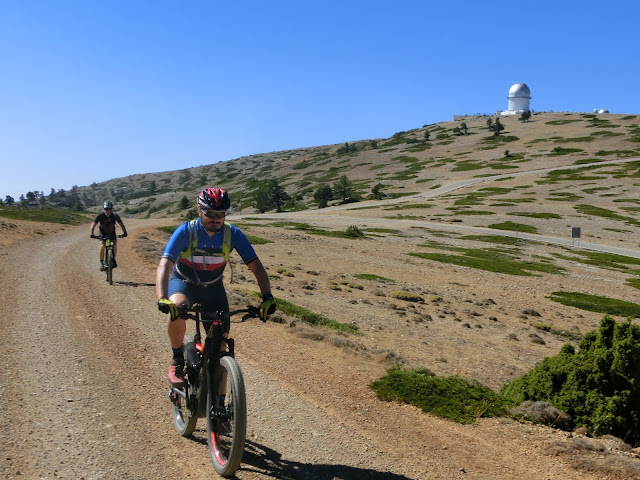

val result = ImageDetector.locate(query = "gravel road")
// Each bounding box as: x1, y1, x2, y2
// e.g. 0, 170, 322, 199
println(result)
0, 221, 626, 480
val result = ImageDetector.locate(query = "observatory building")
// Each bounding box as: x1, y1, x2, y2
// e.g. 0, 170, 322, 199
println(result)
501, 83, 531, 115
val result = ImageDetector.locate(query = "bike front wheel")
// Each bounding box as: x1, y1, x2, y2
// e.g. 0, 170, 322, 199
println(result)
207, 355, 247, 477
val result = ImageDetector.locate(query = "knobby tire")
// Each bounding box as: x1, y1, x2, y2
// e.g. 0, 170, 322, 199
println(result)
207, 355, 247, 477
106, 249, 113, 285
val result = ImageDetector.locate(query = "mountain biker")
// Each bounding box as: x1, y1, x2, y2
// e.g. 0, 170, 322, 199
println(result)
90, 200, 128, 270
155, 187, 276, 385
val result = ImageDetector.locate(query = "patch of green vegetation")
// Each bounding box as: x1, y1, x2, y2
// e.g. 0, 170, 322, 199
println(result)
591, 130, 624, 137
387, 172, 419, 181
507, 212, 562, 219
392, 155, 420, 163
626, 278, 640, 290
546, 192, 583, 201
490, 164, 520, 170
371, 365, 511, 424
622, 115, 638, 120
501, 316, 640, 444
409, 246, 563, 276
452, 195, 482, 206
157, 225, 177, 235
581, 186, 611, 194
380, 131, 420, 148
488, 221, 537, 234
405, 143, 432, 152
548, 292, 640, 318
586, 118, 621, 128
385, 203, 434, 211
554, 136, 595, 143
243, 234, 273, 244
361, 227, 401, 235
553, 250, 640, 275
481, 135, 519, 144
460, 235, 527, 246
545, 119, 582, 125
451, 210, 494, 215
270, 297, 361, 334
354, 273, 395, 283
345, 225, 366, 238
266, 221, 369, 239
547, 147, 585, 156
573, 158, 606, 165
537, 165, 607, 183
0, 206, 92, 224
574, 204, 640, 225
595, 149, 637, 157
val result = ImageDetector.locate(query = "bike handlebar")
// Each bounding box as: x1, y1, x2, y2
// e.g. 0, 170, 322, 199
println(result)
91, 234, 126, 239
177, 305, 261, 323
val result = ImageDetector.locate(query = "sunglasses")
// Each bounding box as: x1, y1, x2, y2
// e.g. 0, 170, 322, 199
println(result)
203, 210, 226, 219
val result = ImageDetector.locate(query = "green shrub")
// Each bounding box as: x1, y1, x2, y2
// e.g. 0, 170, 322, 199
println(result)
371, 365, 511, 424
345, 225, 365, 238
501, 316, 640, 445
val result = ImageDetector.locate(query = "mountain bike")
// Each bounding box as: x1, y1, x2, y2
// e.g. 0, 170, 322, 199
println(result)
169, 304, 262, 477
91, 234, 124, 285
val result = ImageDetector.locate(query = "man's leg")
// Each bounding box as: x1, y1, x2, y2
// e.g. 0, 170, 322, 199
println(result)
167, 292, 189, 385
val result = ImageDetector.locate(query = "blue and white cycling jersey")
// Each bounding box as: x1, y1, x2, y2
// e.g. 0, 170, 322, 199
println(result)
162, 218, 257, 285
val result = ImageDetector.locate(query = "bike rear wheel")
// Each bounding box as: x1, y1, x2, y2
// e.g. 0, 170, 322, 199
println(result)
207, 355, 247, 477
105, 249, 113, 285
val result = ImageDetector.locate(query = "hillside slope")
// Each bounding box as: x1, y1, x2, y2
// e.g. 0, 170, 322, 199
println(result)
73, 113, 639, 229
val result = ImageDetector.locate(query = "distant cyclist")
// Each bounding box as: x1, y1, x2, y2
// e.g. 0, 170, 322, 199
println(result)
90, 200, 128, 271
155, 187, 276, 385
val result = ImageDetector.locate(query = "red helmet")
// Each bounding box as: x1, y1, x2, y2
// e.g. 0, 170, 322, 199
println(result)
197, 188, 230, 210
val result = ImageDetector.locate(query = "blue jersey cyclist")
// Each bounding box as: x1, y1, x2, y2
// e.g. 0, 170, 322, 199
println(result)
155, 187, 276, 385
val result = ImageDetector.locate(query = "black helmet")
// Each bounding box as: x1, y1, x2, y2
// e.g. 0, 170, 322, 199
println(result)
197, 188, 230, 210
103, 200, 113, 209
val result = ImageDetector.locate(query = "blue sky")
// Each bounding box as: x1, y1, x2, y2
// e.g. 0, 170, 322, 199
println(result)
1, 1, 639, 202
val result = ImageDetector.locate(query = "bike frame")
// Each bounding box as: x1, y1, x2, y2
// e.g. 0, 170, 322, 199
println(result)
169, 305, 259, 476
171, 307, 255, 419
92, 234, 122, 285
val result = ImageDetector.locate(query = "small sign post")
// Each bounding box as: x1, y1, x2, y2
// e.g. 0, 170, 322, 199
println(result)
571, 227, 581, 247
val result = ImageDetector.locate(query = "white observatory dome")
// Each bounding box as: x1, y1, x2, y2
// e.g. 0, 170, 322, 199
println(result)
508, 83, 531, 99
506, 83, 531, 113
598, 108, 609, 114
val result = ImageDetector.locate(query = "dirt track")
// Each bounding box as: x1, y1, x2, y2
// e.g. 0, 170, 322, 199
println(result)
0, 219, 637, 480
